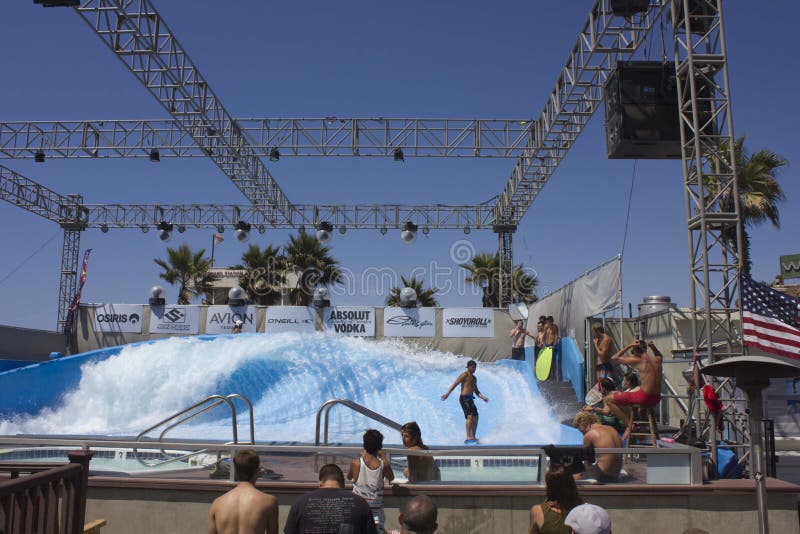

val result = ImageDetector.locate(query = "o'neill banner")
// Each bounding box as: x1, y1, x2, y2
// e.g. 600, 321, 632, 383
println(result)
93, 304, 144, 334
265, 306, 317, 333
149, 305, 200, 334
324, 306, 375, 337
383, 307, 435, 337
205, 305, 257, 334
442, 308, 494, 338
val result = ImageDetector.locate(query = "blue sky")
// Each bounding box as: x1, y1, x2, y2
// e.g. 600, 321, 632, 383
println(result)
0, 1, 797, 329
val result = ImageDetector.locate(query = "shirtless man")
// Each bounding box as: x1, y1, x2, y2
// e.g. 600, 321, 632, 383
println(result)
441, 360, 489, 442
572, 411, 622, 482
592, 323, 615, 380
208, 450, 278, 534
543, 316, 559, 346
509, 320, 534, 361
603, 340, 663, 440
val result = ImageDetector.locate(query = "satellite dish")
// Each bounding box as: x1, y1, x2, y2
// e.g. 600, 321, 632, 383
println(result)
508, 302, 529, 321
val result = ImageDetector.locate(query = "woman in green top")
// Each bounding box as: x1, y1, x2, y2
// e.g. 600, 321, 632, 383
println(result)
528, 464, 583, 534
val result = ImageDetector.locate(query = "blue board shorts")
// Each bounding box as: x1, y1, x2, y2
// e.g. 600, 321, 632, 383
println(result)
460, 395, 478, 418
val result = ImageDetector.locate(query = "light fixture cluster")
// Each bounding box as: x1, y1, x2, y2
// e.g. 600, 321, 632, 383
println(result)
312, 221, 424, 244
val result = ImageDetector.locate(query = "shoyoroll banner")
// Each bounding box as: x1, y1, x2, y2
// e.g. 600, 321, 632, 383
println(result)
264, 306, 317, 333
205, 305, 257, 334
92, 304, 144, 333
383, 307, 435, 337
441, 308, 494, 338
323, 306, 375, 337
149, 305, 200, 334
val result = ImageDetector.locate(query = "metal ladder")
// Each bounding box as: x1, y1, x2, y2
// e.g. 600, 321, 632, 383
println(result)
134, 393, 255, 468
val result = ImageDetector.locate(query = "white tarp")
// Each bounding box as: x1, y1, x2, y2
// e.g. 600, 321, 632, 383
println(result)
149, 305, 200, 334
205, 305, 257, 334
324, 306, 376, 337
527, 256, 621, 354
92, 304, 144, 333
264, 306, 317, 333
442, 308, 494, 338
383, 307, 436, 337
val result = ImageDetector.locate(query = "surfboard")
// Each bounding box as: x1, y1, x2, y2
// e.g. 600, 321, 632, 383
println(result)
535, 346, 553, 381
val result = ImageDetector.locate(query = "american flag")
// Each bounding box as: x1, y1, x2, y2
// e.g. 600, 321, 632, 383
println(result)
213, 233, 224, 245
741, 274, 800, 360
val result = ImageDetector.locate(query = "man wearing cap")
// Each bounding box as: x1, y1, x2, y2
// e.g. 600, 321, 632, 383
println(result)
441, 360, 489, 442
564, 503, 611, 534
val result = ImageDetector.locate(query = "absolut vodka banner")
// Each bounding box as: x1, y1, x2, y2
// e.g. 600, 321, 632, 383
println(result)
323, 306, 375, 337
264, 306, 317, 333
92, 304, 144, 333
383, 307, 435, 337
149, 305, 200, 334
205, 305, 257, 334
442, 308, 494, 338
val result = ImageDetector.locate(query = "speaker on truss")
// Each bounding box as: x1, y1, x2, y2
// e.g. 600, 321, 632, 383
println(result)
674, 0, 715, 35
610, 0, 649, 18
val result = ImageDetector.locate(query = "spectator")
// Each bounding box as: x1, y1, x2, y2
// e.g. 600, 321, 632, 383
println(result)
583, 378, 626, 435
400, 422, 439, 483
528, 464, 583, 534
591, 323, 615, 381
232, 319, 243, 334
509, 319, 535, 360
394, 495, 438, 534
284, 464, 377, 534
208, 450, 278, 534
572, 411, 622, 482
543, 316, 561, 379
564, 503, 612, 534
348, 429, 395, 534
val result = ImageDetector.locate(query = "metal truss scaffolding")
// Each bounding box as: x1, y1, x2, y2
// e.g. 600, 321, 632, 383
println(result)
56, 195, 86, 333
671, 0, 745, 477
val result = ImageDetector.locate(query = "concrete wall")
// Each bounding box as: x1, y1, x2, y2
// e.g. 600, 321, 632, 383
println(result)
84, 481, 800, 534
0, 324, 65, 360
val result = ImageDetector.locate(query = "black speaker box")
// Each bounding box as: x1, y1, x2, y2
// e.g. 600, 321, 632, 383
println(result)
604, 61, 714, 160
675, 0, 715, 35
610, 0, 649, 18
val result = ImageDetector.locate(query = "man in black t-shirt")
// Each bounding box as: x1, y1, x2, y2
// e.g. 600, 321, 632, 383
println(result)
284, 464, 377, 534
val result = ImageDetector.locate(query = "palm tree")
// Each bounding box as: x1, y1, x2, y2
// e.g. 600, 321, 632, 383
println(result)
283, 232, 343, 305
461, 252, 538, 307
709, 136, 788, 276
154, 244, 219, 304
387, 275, 439, 307
233, 244, 286, 305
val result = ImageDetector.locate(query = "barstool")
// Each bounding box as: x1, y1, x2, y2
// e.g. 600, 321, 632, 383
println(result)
626, 405, 658, 448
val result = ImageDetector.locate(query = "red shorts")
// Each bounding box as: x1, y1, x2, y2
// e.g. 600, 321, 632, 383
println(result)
613, 390, 660, 407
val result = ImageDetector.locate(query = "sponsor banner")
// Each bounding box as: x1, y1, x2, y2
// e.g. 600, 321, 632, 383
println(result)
383, 307, 435, 337
205, 305, 257, 334
442, 308, 494, 338
265, 306, 317, 333
93, 304, 144, 333
323, 306, 375, 337
149, 305, 200, 334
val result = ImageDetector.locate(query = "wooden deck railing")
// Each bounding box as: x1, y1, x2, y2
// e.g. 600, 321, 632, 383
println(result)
0, 450, 93, 534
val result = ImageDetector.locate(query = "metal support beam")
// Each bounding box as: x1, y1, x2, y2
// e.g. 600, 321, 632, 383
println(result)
0, 164, 76, 223
0, 118, 534, 159
57, 194, 85, 333
68, 1, 293, 220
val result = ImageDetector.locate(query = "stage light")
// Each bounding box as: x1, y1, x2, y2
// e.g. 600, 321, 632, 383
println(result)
463, 226, 471, 234
148, 285, 166, 306
100, 224, 109, 233
177, 225, 186, 234
149, 149, 160, 162
228, 286, 246, 307
269, 147, 280, 162
393, 148, 404, 162
217, 225, 225, 234
140, 225, 150, 233
339, 225, 347, 235
401, 221, 418, 244
157, 221, 174, 242
380, 226, 388, 235
257, 225, 266, 234
34, 150, 45, 163
234, 221, 251, 243
316, 222, 333, 244
422, 226, 430, 235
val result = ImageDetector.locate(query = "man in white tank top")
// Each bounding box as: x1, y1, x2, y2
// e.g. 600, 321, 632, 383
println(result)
348, 429, 395, 534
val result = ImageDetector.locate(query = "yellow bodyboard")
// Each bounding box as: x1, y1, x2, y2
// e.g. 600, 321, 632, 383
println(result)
535, 347, 553, 381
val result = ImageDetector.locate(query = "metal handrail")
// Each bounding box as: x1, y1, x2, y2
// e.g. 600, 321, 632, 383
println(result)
134, 393, 255, 468
315, 399, 403, 446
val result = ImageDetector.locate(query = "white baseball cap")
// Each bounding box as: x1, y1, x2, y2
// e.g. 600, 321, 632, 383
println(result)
564, 504, 611, 534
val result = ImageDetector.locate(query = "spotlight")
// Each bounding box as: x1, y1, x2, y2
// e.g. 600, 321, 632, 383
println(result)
463, 226, 471, 234
148, 285, 166, 307
157, 221, 174, 242
422, 226, 430, 235
313, 286, 330, 308
380, 226, 388, 235
399, 287, 418, 308
177, 225, 186, 234
149, 149, 160, 162
217, 225, 225, 234
234, 221, 251, 243
339, 225, 347, 235
401, 221, 418, 244
100, 224, 109, 233
316, 222, 333, 244
228, 286, 246, 307
393, 148, 404, 162
269, 147, 280, 162
257, 225, 266, 234
34, 150, 45, 163
140, 225, 150, 234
